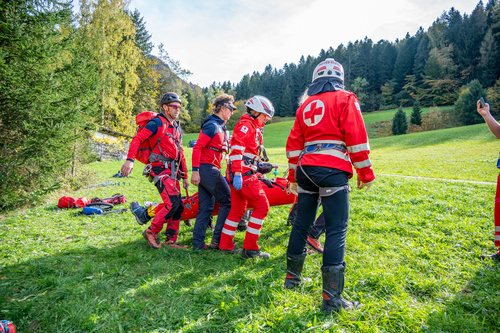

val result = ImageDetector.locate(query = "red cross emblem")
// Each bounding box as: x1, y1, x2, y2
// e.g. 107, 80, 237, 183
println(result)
303, 100, 324, 126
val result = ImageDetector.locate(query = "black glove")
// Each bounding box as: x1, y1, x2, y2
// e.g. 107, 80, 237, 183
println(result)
257, 163, 274, 175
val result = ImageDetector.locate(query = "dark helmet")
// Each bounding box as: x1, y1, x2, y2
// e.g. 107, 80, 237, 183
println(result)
160, 92, 181, 106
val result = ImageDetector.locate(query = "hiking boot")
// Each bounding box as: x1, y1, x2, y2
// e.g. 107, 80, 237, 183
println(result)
480, 252, 500, 261
184, 219, 192, 226
307, 236, 324, 254
131, 202, 150, 225
143, 227, 160, 249
221, 248, 241, 255
165, 239, 188, 249
241, 249, 270, 259
198, 243, 219, 250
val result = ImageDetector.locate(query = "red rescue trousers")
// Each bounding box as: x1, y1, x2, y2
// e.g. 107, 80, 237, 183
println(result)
219, 175, 269, 251
495, 173, 500, 248
149, 166, 184, 241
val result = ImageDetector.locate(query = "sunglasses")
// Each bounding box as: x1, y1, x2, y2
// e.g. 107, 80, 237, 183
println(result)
226, 106, 234, 112
169, 104, 181, 110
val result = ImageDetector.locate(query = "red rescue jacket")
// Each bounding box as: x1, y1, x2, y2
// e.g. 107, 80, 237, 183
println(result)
192, 114, 229, 170
127, 113, 187, 178
286, 90, 375, 184
229, 114, 264, 177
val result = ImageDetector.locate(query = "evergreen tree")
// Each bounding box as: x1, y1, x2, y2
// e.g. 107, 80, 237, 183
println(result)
410, 100, 423, 125
392, 107, 408, 135
454, 79, 486, 125
129, 9, 159, 115
0, 0, 98, 209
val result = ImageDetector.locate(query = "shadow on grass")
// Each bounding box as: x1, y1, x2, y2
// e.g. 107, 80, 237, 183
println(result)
0, 231, 293, 332
425, 260, 500, 332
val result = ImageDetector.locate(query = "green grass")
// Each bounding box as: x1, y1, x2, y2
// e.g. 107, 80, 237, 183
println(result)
362, 106, 453, 126
1, 124, 500, 332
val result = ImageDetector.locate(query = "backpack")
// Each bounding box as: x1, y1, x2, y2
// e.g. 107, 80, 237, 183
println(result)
135, 111, 162, 165
135, 111, 183, 166
58, 196, 90, 209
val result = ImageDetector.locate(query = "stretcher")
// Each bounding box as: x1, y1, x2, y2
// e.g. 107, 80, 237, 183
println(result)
180, 177, 296, 222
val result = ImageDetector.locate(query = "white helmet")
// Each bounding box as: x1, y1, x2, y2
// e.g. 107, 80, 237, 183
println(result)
244, 95, 275, 118
312, 58, 344, 83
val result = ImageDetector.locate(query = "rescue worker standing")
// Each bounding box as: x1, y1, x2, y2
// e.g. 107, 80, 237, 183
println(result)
191, 94, 235, 250
284, 59, 375, 313
219, 95, 274, 259
121, 92, 189, 249
477, 99, 500, 261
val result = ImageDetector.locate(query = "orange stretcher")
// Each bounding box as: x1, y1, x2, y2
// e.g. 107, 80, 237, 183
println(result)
180, 177, 296, 222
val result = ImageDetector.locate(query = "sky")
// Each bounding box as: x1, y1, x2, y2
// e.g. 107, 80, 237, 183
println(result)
79, 0, 483, 88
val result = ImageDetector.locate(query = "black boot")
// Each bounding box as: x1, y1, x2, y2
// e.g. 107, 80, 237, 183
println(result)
284, 252, 310, 289
130, 202, 151, 225
321, 263, 361, 314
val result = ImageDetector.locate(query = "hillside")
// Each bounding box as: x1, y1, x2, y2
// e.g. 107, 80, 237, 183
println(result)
1, 119, 499, 332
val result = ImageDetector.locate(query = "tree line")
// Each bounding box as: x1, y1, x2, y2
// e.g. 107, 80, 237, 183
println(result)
229, 0, 500, 117
1, 0, 499, 210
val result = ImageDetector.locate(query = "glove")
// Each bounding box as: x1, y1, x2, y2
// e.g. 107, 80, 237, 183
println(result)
233, 175, 243, 190
290, 182, 298, 196
358, 179, 375, 193
257, 162, 274, 174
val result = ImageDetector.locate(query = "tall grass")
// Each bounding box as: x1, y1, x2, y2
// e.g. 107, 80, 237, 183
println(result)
1, 122, 499, 332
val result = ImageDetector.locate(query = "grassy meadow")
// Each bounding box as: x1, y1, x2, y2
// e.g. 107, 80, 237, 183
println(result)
1, 118, 500, 332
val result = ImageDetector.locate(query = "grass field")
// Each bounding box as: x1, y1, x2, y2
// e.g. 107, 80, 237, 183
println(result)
1, 120, 500, 332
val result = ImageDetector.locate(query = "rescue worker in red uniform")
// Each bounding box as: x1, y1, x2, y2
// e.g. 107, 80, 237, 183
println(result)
219, 95, 275, 259
121, 92, 189, 249
191, 94, 235, 250
283, 58, 375, 314
477, 99, 500, 261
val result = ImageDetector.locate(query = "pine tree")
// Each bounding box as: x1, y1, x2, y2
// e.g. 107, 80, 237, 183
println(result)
454, 79, 486, 125
392, 107, 408, 135
0, 0, 98, 209
410, 100, 422, 125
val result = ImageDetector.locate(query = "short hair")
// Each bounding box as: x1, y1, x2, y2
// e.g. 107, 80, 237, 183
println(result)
213, 94, 235, 114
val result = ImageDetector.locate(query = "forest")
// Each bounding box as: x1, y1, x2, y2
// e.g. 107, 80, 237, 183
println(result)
1, 0, 500, 209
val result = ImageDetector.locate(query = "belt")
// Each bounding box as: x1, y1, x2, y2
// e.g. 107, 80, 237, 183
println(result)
305, 143, 346, 153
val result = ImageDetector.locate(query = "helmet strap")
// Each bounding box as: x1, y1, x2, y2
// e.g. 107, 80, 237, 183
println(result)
247, 108, 259, 119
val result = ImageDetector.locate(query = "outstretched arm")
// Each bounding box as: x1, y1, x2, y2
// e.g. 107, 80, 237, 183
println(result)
478, 100, 500, 139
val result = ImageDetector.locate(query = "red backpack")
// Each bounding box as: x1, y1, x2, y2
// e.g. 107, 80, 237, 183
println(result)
135, 111, 161, 164
135, 111, 182, 165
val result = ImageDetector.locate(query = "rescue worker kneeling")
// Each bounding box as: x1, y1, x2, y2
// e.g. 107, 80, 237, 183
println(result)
218, 95, 275, 259
284, 59, 375, 314
121, 92, 189, 249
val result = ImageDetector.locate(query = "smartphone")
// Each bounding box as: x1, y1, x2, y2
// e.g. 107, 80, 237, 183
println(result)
480, 97, 486, 108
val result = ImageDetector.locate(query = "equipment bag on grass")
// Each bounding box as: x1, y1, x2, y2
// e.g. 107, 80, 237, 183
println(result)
58, 196, 90, 209
90, 193, 126, 205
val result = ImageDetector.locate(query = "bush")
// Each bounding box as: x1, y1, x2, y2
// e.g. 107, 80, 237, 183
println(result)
392, 107, 408, 135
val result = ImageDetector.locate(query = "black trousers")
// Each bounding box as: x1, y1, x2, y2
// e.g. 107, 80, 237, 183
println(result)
287, 166, 350, 266
192, 163, 231, 249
